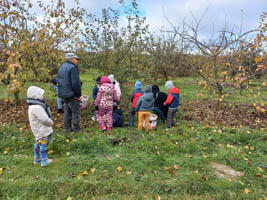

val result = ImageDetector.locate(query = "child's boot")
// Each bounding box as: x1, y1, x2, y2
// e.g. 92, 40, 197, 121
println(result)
107, 127, 112, 134
34, 143, 41, 164
40, 142, 54, 167
100, 123, 106, 131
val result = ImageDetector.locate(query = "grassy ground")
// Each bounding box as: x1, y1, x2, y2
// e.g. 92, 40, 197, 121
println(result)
0, 122, 266, 199
0, 73, 266, 199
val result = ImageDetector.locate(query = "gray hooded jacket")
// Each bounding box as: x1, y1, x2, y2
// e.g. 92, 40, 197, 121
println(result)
135, 85, 154, 112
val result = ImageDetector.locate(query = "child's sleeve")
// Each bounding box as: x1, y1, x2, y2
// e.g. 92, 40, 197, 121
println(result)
35, 106, 54, 127
113, 88, 119, 102
95, 89, 102, 106
130, 92, 134, 103
164, 93, 173, 106
135, 97, 142, 112
92, 86, 98, 100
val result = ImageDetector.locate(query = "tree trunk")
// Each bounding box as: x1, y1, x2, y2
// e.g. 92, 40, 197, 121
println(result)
13, 91, 21, 106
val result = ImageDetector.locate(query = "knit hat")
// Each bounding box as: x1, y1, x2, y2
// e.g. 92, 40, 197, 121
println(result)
165, 81, 174, 90
108, 74, 115, 82
100, 76, 111, 84
65, 53, 79, 60
135, 81, 142, 90
144, 85, 152, 93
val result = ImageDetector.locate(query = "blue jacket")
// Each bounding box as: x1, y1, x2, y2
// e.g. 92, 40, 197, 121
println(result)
57, 61, 81, 99
113, 108, 124, 127
92, 85, 99, 100
164, 87, 180, 108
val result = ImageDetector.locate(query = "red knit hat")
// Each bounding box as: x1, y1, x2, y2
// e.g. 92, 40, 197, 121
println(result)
100, 76, 111, 84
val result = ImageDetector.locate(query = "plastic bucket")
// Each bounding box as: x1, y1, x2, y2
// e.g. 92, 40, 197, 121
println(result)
80, 95, 89, 109
143, 113, 158, 129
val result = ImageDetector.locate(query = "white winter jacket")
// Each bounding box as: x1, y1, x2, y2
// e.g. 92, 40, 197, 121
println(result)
114, 81, 121, 100
108, 75, 121, 100
27, 86, 54, 140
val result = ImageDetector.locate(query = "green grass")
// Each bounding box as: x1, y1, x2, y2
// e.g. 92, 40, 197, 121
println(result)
0, 122, 266, 199
0, 72, 266, 199
1, 71, 266, 105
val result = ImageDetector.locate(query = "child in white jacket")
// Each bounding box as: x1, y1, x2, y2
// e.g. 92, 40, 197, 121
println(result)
27, 86, 54, 167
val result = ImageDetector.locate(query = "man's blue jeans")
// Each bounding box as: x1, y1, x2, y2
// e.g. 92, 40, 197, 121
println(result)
152, 106, 165, 120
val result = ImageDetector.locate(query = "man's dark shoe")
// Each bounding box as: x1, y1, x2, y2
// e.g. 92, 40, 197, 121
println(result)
75, 129, 87, 133
57, 109, 64, 113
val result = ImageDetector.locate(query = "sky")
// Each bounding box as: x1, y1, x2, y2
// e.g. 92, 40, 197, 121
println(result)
32, 0, 266, 38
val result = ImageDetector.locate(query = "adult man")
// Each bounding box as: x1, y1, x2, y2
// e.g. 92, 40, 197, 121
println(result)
152, 85, 168, 123
58, 53, 82, 133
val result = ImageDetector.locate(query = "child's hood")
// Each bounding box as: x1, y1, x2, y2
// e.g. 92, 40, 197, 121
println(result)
152, 85, 160, 94
27, 86, 45, 100
101, 76, 111, 84
142, 93, 153, 101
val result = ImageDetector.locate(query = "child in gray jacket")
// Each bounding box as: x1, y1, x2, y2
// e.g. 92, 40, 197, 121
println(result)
135, 85, 154, 132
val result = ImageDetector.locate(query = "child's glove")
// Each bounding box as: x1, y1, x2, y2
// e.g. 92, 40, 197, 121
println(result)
95, 106, 99, 111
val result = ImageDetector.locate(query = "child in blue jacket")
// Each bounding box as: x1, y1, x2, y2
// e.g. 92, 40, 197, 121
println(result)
163, 81, 180, 130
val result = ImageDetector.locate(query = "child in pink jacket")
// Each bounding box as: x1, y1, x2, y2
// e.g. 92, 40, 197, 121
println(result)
95, 76, 119, 133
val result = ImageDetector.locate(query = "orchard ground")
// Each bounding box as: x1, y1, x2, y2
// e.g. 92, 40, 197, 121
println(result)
0, 72, 266, 199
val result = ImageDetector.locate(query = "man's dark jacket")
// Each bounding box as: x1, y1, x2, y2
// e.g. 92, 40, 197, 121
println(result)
57, 61, 81, 99
152, 85, 168, 118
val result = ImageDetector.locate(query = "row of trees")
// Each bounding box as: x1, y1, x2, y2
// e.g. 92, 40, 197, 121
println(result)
0, 0, 266, 106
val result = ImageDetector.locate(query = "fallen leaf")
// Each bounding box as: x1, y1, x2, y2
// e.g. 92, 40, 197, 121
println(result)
90, 168, 96, 173
3, 147, 9, 155
77, 173, 83, 179
48, 150, 54, 155
126, 171, 132, 175
164, 166, 170, 171
257, 167, 264, 172
117, 166, 122, 172
244, 188, 250, 194
104, 155, 111, 160
82, 170, 88, 175
116, 154, 120, 158
173, 164, 179, 170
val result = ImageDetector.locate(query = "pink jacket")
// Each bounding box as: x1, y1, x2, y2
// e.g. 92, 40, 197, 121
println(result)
95, 76, 119, 108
